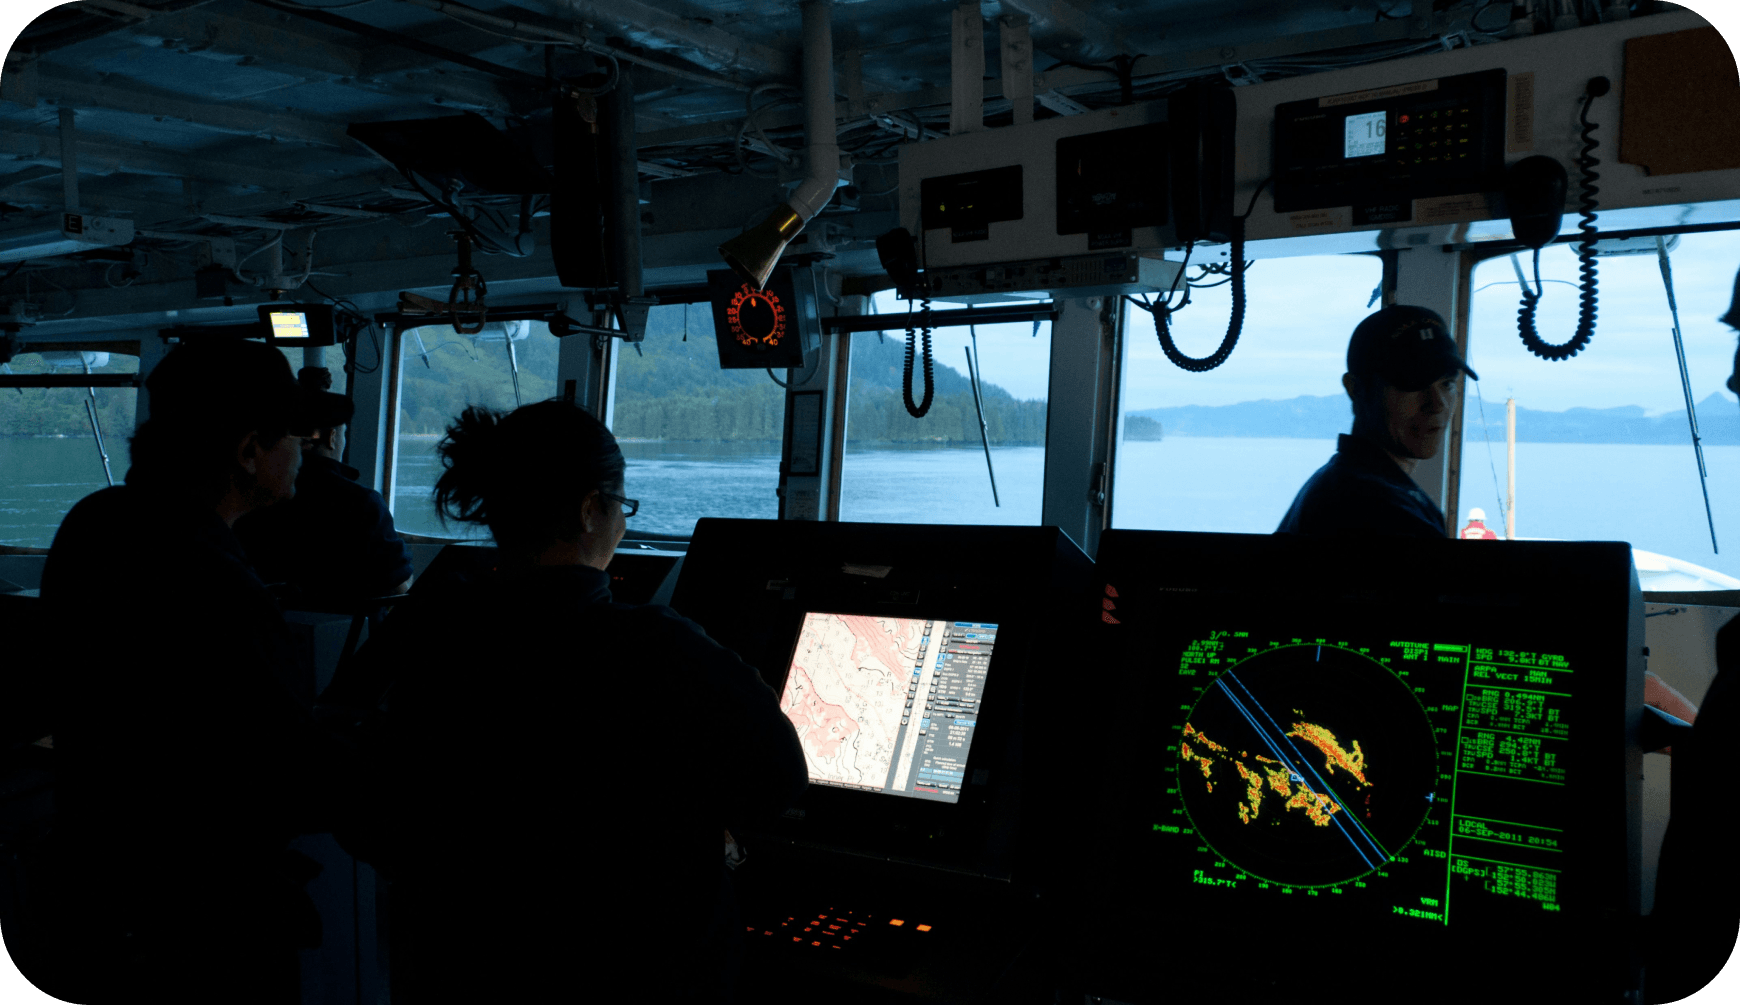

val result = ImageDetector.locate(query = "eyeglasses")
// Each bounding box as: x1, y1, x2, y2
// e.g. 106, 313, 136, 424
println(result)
600, 491, 639, 518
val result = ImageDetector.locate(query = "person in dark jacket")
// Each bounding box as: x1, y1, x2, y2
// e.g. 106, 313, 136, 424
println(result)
235, 366, 413, 604
331, 400, 806, 1003
1278, 304, 1475, 538
1645, 270, 1740, 1003
34, 338, 352, 1004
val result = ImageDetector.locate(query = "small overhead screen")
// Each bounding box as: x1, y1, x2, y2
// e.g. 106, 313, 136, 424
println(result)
258, 303, 336, 347
779, 612, 997, 804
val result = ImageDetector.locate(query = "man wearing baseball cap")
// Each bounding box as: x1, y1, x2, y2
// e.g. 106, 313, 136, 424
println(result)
1277, 304, 1475, 538
34, 337, 354, 1002
235, 366, 413, 604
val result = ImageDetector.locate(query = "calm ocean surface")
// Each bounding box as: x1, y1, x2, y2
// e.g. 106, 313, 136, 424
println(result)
7, 435, 1738, 580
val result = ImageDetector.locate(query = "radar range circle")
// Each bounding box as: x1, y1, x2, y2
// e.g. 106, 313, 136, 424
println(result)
1177, 643, 1439, 888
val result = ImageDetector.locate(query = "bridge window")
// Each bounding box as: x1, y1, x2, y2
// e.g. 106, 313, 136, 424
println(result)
607, 303, 781, 536
839, 293, 1051, 525
390, 321, 560, 539
0, 349, 138, 549
1457, 230, 1740, 585
1112, 253, 1385, 533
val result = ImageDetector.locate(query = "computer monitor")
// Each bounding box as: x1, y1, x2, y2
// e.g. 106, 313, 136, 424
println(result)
1077, 530, 1642, 1002
779, 613, 998, 804
258, 303, 336, 347
669, 518, 1091, 876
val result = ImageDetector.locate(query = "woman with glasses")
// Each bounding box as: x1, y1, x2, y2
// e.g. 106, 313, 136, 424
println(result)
332, 399, 806, 1003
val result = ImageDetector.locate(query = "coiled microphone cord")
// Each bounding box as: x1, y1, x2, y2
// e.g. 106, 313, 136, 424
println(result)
1519, 77, 1608, 361
1151, 177, 1269, 373
903, 297, 935, 418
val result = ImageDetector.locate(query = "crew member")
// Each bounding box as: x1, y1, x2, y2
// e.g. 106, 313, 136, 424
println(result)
333, 401, 806, 1003
1647, 268, 1740, 1003
1459, 507, 1499, 540
35, 339, 353, 1004
1278, 305, 1475, 538
235, 366, 412, 604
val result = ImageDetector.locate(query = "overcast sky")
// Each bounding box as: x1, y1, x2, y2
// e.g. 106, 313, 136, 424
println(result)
872, 229, 1740, 418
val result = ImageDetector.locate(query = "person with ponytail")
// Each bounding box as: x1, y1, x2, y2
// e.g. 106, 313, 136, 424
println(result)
333, 399, 805, 1003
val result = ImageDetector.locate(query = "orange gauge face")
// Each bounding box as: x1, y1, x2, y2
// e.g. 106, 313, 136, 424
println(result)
726, 284, 787, 351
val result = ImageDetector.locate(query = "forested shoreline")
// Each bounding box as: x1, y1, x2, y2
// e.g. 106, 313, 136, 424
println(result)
2, 311, 1051, 446
609, 307, 1048, 444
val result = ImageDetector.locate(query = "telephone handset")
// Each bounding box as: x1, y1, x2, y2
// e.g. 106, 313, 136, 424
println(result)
1504, 75, 1610, 361
1143, 82, 1251, 373
874, 228, 935, 418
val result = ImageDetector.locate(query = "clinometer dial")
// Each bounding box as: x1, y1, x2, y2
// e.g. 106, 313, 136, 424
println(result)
725, 284, 788, 351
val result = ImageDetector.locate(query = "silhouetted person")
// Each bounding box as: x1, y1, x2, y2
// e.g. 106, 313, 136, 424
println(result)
235, 366, 412, 605
33, 339, 352, 1003
331, 401, 806, 1003
1646, 271, 1740, 1003
1279, 305, 1475, 538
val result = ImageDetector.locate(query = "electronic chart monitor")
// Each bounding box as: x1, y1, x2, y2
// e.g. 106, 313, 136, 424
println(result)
669, 518, 1092, 877
777, 613, 998, 804
1078, 530, 1643, 1003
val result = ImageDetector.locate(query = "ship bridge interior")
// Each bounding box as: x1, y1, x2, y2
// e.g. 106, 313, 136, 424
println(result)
1, 0, 1739, 1003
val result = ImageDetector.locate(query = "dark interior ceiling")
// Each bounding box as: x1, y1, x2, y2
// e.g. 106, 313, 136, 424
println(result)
0, 0, 1654, 331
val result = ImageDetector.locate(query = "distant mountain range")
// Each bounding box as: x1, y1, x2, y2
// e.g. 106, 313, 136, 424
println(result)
1127, 393, 1740, 445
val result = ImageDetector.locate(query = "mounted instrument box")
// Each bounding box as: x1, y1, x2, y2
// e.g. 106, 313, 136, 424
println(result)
899, 101, 1178, 270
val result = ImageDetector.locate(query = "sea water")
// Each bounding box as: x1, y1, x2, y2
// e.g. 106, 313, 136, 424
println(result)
7, 435, 1738, 582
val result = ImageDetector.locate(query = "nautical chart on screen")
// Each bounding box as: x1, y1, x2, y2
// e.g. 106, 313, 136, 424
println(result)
779, 613, 931, 791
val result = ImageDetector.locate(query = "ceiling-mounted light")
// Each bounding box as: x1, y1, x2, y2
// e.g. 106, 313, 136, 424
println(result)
717, 0, 842, 288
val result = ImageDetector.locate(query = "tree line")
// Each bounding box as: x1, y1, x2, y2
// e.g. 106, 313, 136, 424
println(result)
0, 353, 138, 439
3, 311, 1050, 448
609, 306, 1048, 444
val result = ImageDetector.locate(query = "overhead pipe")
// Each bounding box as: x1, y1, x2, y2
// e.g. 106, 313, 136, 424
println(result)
718, 0, 840, 289
601, 63, 646, 329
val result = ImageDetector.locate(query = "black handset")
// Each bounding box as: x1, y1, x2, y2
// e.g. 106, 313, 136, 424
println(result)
1505, 76, 1610, 362
875, 227, 935, 418
1145, 82, 1249, 373
875, 227, 922, 299
1504, 155, 1568, 251
1169, 82, 1238, 245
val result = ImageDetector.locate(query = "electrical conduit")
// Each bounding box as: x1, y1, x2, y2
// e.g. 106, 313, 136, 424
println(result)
718, 0, 840, 288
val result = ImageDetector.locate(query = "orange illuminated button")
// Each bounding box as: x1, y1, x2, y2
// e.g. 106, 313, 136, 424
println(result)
916, 924, 933, 932
889, 919, 905, 926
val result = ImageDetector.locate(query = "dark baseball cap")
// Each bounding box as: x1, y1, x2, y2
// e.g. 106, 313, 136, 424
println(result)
1346, 305, 1477, 392
147, 338, 321, 436
298, 366, 355, 430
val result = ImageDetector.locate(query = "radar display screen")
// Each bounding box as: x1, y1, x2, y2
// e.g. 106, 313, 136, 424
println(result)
1163, 628, 1570, 926
778, 612, 997, 805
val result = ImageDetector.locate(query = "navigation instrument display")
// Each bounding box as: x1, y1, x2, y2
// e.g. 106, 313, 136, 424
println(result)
1168, 626, 1572, 924
779, 612, 997, 805
1343, 110, 1386, 158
